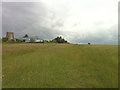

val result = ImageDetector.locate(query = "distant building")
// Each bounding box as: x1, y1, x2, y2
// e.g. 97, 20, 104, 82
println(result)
6, 32, 14, 40
21, 37, 31, 42
35, 39, 43, 42
21, 37, 43, 43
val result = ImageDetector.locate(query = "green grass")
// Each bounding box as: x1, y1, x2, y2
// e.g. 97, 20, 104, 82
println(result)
2, 43, 118, 88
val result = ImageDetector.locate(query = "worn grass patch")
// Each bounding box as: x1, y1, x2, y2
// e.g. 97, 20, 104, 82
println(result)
2, 43, 118, 88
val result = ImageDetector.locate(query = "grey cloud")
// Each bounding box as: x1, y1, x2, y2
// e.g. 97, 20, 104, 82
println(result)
2, 2, 118, 44
2, 2, 63, 39
70, 24, 118, 44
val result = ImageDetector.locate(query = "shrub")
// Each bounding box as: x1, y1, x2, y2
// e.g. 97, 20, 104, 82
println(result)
2, 37, 8, 42
43, 40, 48, 43
16, 39, 22, 43
88, 43, 91, 45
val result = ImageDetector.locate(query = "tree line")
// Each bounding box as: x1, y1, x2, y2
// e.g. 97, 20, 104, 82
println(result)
2, 34, 69, 44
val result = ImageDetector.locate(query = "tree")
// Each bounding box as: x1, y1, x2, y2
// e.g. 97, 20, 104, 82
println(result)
23, 34, 29, 38
54, 36, 68, 43
30, 37, 35, 42
49, 40, 57, 43
88, 43, 91, 45
34, 36, 39, 40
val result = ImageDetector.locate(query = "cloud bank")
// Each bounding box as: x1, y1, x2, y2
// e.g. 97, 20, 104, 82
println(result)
2, 0, 118, 44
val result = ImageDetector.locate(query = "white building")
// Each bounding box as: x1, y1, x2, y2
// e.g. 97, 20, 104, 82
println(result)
21, 37, 43, 43
21, 37, 31, 42
35, 39, 43, 42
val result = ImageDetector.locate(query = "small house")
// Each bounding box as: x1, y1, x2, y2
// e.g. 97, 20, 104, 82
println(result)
21, 37, 31, 42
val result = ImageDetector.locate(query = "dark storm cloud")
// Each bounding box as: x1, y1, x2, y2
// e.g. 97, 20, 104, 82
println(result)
2, 2, 62, 39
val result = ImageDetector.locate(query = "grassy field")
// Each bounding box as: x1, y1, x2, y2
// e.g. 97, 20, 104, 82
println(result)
2, 43, 118, 88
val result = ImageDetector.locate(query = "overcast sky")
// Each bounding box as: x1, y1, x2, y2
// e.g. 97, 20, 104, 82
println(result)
1, 0, 119, 44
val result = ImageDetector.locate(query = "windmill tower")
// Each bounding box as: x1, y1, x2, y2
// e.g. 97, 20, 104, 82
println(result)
6, 32, 14, 40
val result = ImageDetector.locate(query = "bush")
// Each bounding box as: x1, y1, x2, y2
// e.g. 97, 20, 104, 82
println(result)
6, 39, 15, 43
88, 43, 91, 45
43, 40, 48, 43
49, 40, 57, 43
2, 37, 8, 42
16, 39, 22, 43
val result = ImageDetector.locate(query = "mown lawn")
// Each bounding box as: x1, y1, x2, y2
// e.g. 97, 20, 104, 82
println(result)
2, 43, 118, 88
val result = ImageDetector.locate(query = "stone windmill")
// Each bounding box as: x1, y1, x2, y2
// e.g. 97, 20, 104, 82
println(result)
6, 32, 14, 40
